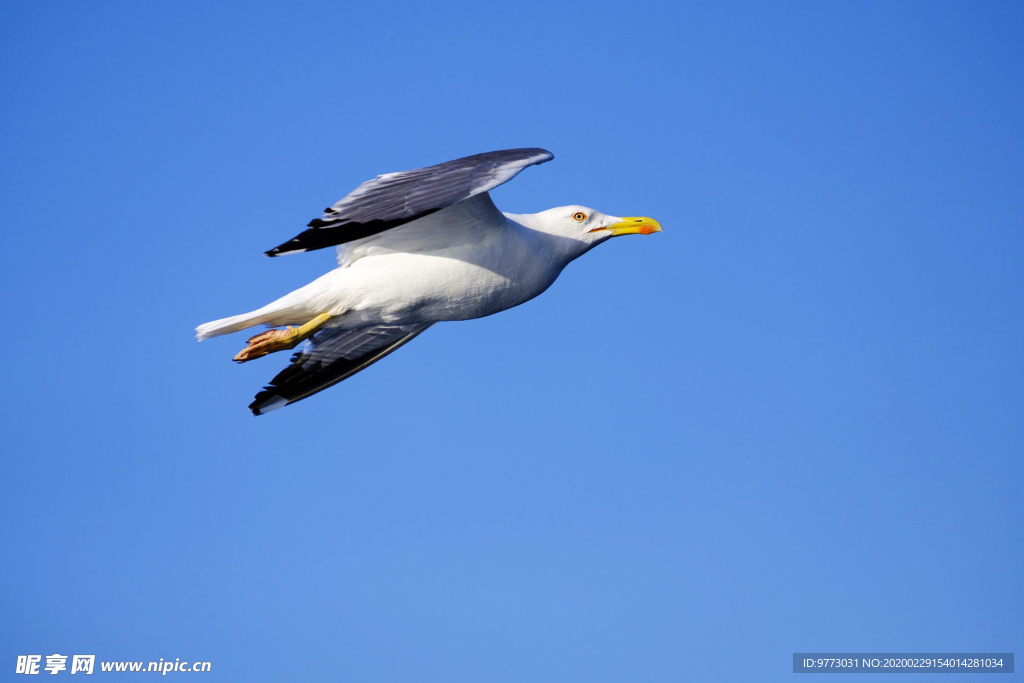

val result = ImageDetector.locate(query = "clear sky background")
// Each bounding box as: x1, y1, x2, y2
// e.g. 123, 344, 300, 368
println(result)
1, 1, 1021, 681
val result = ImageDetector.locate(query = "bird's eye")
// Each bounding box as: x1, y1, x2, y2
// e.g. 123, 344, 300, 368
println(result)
572, 212, 587, 222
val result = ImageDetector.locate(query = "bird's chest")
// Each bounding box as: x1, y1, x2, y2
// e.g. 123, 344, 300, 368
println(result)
416, 254, 555, 320
397, 236, 556, 320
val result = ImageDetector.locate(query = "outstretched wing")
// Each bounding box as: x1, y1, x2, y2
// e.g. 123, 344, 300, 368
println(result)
249, 323, 433, 415
265, 148, 553, 256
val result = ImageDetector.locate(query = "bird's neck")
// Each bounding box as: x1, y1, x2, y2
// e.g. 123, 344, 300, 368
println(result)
503, 212, 595, 266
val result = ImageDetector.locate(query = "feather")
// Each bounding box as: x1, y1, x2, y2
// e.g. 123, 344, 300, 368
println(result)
265, 148, 552, 256
250, 323, 433, 414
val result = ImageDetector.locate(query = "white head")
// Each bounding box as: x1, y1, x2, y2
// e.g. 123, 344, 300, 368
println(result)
511, 205, 663, 261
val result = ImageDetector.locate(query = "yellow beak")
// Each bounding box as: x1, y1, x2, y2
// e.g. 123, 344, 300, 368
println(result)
592, 217, 663, 236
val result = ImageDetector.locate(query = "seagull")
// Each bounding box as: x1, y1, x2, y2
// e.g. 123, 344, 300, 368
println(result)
196, 148, 662, 415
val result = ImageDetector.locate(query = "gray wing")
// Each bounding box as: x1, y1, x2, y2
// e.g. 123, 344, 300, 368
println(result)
249, 323, 433, 415
265, 148, 553, 256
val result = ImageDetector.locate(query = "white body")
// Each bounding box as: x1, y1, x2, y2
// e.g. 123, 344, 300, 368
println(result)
197, 194, 607, 340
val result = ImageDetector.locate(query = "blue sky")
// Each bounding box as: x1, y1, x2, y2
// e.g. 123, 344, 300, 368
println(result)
1, 1, 1021, 681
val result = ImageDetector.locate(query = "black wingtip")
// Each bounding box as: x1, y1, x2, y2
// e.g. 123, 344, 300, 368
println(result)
249, 389, 289, 415
264, 243, 303, 257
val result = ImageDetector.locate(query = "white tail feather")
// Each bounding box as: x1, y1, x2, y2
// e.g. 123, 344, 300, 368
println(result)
196, 293, 319, 340
195, 310, 281, 340
196, 271, 334, 341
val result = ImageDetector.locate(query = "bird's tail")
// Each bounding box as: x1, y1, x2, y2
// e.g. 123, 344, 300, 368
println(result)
197, 271, 337, 341
195, 309, 280, 341
196, 290, 318, 341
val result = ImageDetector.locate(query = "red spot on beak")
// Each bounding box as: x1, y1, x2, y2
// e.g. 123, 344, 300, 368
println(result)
639, 226, 655, 235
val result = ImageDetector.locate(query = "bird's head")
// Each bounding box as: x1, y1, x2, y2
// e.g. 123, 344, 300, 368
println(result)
528, 205, 663, 253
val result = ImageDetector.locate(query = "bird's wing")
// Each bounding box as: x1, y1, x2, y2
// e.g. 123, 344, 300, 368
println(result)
249, 323, 433, 415
265, 148, 553, 256
335, 191, 507, 268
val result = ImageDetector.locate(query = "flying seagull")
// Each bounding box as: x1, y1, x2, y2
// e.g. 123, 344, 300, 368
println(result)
196, 148, 661, 415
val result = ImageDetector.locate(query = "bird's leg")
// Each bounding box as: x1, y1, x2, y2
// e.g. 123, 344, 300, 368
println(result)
233, 312, 334, 363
